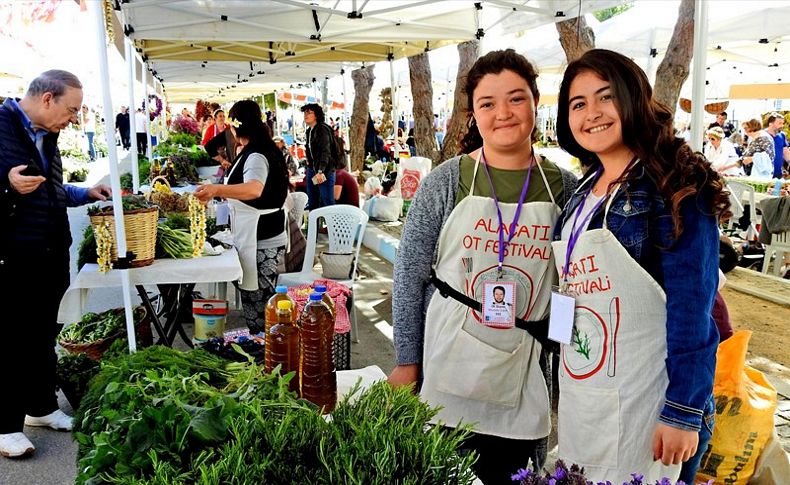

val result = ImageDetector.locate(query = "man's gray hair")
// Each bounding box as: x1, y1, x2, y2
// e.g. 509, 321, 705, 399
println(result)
26, 70, 82, 99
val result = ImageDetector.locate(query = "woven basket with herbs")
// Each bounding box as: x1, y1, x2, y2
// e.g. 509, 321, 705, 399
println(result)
59, 307, 153, 361
88, 196, 158, 268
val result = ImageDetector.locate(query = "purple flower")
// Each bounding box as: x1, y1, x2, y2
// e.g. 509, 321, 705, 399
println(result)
511, 468, 532, 482
629, 473, 644, 484
548, 479, 556, 485
554, 467, 567, 480
658, 478, 673, 485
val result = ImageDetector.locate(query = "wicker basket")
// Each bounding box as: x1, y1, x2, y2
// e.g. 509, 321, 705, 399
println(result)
90, 206, 158, 268
59, 308, 153, 361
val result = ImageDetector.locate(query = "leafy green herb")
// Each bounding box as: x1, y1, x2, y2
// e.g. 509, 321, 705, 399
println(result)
77, 225, 97, 270
87, 195, 153, 215
59, 307, 146, 344
73, 348, 477, 484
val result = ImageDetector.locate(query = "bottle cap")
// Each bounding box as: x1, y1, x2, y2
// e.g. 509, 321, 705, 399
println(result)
275, 285, 288, 293
309, 292, 323, 301
313, 284, 327, 293
277, 300, 292, 310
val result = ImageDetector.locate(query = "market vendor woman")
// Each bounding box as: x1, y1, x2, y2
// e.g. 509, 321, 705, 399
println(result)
388, 49, 577, 483
194, 100, 288, 333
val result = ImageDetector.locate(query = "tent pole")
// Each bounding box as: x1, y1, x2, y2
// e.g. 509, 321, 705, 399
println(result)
126, 38, 140, 193
341, 68, 349, 142
689, 0, 709, 153
389, 56, 398, 139
142, 68, 153, 160
89, 0, 137, 352
291, 89, 297, 142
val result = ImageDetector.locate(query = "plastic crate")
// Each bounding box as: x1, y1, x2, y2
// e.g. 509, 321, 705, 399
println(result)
333, 331, 351, 370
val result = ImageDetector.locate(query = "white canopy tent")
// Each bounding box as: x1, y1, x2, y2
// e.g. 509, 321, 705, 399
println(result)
115, 0, 622, 101
92, 0, 623, 349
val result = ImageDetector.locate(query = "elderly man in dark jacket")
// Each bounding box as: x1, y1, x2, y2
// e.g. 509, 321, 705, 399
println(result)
301, 103, 336, 209
0, 70, 111, 458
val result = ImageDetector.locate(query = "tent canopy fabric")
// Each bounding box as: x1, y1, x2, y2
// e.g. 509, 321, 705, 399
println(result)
510, 1, 790, 101
117, 0, 622, 101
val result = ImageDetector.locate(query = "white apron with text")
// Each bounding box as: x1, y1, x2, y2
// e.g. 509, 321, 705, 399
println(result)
551, 197, 680, 483
420, 155, 559, 439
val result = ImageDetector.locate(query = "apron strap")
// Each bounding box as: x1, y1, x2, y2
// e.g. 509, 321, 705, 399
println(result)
470, 150, 483, 197
535, 156, 557, 206
429, 269, 558, 352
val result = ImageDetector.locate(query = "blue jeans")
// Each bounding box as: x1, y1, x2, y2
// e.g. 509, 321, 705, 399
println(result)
306, 168, 335, 210
678, 405, 715, 484
86, 131, 95, 160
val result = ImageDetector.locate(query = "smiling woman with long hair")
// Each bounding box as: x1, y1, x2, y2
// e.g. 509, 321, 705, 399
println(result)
552, 48, 730, 484
388, 49, 579, 483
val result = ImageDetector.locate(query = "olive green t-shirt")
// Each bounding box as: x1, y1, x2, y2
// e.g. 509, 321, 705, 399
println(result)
454, 153, 565, 208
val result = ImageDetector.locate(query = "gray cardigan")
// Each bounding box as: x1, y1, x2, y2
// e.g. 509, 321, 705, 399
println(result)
392, 155, 579, 365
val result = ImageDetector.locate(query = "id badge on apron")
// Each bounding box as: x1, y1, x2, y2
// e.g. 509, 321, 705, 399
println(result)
481, 280, 516, 329
549, 285, 575, 344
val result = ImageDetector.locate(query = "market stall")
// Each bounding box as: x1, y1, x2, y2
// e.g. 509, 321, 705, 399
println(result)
58, 247, 242, 347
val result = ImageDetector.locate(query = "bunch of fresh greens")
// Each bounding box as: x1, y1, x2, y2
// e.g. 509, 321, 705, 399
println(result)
77, 225, 97, 270
56, 353, 100, 409
59, 307, 145, 344
169, 153, 199, 182
87, 195, 153, 215
205, 216, 218, 238
156, 224, 193, 259
120, 172, 133, 191
163, 213, 190, 231
74, 347, 477, 485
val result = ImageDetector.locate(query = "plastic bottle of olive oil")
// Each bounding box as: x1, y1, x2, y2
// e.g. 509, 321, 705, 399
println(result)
264, 286, 296, 336
312, 283, 336, 320
300, 292, 336, 413
265, 300, 300, 394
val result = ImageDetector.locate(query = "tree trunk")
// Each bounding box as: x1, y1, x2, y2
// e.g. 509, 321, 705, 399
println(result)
408, 52, 439, 163
350, 65, 375, 173
439, 40, 479, 164
653, 0, 694, 115
556, 16, 595, 62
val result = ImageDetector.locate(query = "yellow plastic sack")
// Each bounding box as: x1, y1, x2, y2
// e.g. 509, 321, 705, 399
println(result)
696, 330, 777, 485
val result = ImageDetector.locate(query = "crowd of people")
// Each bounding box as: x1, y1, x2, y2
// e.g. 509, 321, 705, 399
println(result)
695, 110, 789, 180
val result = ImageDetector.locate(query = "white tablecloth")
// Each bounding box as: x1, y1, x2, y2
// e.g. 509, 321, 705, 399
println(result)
58, 248, 242, 324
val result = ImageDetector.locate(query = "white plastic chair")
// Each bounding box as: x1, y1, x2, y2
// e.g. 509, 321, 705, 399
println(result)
277, 205, 369, 342
761, 230, 790, 276
725, 181, 758, 241
287, 192, 309, 227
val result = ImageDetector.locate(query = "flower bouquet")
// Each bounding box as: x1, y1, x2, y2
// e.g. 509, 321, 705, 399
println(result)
511, 460, 714, 485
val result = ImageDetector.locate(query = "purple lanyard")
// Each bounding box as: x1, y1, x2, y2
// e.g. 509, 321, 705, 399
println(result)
480, 149, 535, 274
561, 157, 638, 284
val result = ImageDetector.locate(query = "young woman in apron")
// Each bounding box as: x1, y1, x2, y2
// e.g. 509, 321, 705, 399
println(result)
195, 100, 289, 333
389, 49, 578, 484
551, 49, 730, 484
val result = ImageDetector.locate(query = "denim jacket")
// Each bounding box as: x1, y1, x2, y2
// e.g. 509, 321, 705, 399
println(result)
554, 165, 719, 432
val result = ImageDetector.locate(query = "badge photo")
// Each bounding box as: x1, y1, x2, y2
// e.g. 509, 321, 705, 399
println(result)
481, 280, 516, 328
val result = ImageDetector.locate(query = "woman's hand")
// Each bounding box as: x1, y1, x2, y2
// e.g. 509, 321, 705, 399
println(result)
388, 364, 420, 392
652, 422, 699, 466
193, 183, 220, 203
